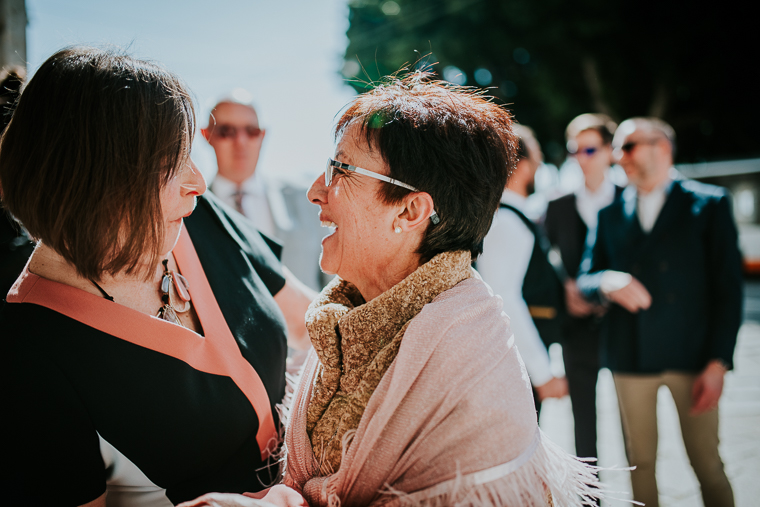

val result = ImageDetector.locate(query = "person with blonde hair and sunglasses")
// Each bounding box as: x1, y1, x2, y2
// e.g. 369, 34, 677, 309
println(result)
543, 113, 623, 471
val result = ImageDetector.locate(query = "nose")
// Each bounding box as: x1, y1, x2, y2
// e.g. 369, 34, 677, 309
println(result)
233, 130, 248, 145
307, 172, 327, 206
181, 159, 207, 196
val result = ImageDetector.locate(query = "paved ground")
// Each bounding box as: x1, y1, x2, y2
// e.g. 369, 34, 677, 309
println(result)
538, 281, 760, 506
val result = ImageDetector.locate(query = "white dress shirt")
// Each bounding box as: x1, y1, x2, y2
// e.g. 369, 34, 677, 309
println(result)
211, 173, 277, 238
478, 189, 553, 386
574, 174, 616, 230
636, 173, 675, 233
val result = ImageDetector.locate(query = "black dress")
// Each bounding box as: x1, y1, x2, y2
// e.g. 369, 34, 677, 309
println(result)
0, 194, 288, 506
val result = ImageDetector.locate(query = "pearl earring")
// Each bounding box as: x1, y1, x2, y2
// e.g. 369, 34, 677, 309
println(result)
394, 226, 402, 234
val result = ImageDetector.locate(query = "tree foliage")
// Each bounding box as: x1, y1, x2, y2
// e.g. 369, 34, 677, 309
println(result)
342, 0, 757, 165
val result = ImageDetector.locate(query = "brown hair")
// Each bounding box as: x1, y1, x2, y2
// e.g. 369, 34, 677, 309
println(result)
0, 46, 195, 280
0, 66, 25, 132
336, 71, 517, 261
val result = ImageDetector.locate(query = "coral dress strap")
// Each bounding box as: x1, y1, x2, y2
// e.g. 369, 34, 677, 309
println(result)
7, 225, 277, 460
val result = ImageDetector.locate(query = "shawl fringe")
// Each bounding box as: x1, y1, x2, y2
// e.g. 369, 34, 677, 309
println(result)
320, 430, 604, 507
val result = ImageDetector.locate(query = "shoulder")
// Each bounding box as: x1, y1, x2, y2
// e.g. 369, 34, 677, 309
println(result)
547, 192, 576, 209
677, 179, 729, 202
673, 180, 732, 220
186, 193, 286, 296
411, 276, 507, 343
494, 205, 532, 231
545, 192, 576, 223
190, 193, 283, 258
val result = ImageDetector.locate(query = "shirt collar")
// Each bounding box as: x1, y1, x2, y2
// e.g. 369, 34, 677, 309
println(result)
211, 172, 266, 197
500, 188, 528, 211
575, 173, 615, 202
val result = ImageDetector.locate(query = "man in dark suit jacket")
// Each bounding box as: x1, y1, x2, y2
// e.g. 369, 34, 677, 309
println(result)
578, 117, 741, 507
544, 113, 621, 466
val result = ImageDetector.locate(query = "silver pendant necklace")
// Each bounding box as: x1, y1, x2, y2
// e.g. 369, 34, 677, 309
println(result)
90, 258, 192, 327
156, 258, 192, 325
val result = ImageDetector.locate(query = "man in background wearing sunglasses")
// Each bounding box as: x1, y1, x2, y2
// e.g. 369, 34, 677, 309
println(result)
202, 92, 327, 293
543, 113, 623, 476
202, 93, 270, 233
577, 117, 741, 507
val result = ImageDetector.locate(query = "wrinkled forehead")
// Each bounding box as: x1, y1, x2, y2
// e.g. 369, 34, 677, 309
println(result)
208, 102, 259, 127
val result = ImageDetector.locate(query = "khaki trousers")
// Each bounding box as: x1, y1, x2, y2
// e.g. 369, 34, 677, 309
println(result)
613, 372, 734, 507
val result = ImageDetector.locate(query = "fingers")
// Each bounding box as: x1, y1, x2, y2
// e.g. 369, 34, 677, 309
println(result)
260, 485, 309, 507
536, 377, 568, 400
567, 295, 594, 317
691, 387, 718, 415
565, 279, 596, 317
609, 277, 652, 312
555, 376, 569, 398
690, 366, 725, 415
176, 493, 259, 507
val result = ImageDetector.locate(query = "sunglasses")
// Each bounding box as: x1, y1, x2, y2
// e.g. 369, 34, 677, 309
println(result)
619, 139, 659, 154
211, 124, 262, 140
325, 158, 440, 224
575, 146, 599, 157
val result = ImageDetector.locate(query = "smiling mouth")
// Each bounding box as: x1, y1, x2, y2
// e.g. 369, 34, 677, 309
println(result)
321, 220, 337, 228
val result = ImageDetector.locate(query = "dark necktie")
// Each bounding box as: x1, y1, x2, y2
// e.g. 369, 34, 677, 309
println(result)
232, 185, 245, 215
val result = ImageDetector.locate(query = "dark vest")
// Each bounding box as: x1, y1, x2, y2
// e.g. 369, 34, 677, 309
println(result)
500, 203, 565, 346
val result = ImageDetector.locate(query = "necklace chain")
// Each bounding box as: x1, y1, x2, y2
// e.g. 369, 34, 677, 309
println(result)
89, 258, 192, 328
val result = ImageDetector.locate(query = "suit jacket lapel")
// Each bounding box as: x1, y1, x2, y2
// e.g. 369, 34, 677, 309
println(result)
615, 186, 649, 263
570, 195, 588, 254
621, 186, 642, 233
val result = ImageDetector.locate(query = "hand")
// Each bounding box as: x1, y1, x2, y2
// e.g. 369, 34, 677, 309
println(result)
176, 493, 261, 507
564, 279, 598, 317
606, 275, 651, 313
691, 360, 727, 416
248, 485, 309, 507
176, 486, 308, 507
535, 376, 569, 401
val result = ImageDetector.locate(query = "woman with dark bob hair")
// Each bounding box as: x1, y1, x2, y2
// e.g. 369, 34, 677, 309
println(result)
0, 47, 314, 506
183, 74, 601, 507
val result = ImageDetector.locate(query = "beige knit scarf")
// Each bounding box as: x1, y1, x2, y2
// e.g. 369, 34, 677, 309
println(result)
304, 251, 472, 475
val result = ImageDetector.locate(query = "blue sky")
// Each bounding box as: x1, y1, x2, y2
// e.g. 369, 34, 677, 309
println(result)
25, 0, 356, 185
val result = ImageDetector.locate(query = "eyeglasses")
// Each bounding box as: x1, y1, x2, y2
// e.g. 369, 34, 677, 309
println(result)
619, 139, 659, 154
210, 124, 262, 140
325, 158, 440, 224
575, 146, 600, 157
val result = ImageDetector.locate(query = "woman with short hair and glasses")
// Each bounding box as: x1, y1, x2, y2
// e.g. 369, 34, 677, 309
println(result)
0, 46, 313, 507
183, 73, 601, 507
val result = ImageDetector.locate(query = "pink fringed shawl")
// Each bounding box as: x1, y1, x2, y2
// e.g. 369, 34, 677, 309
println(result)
284, 274, 601, 506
